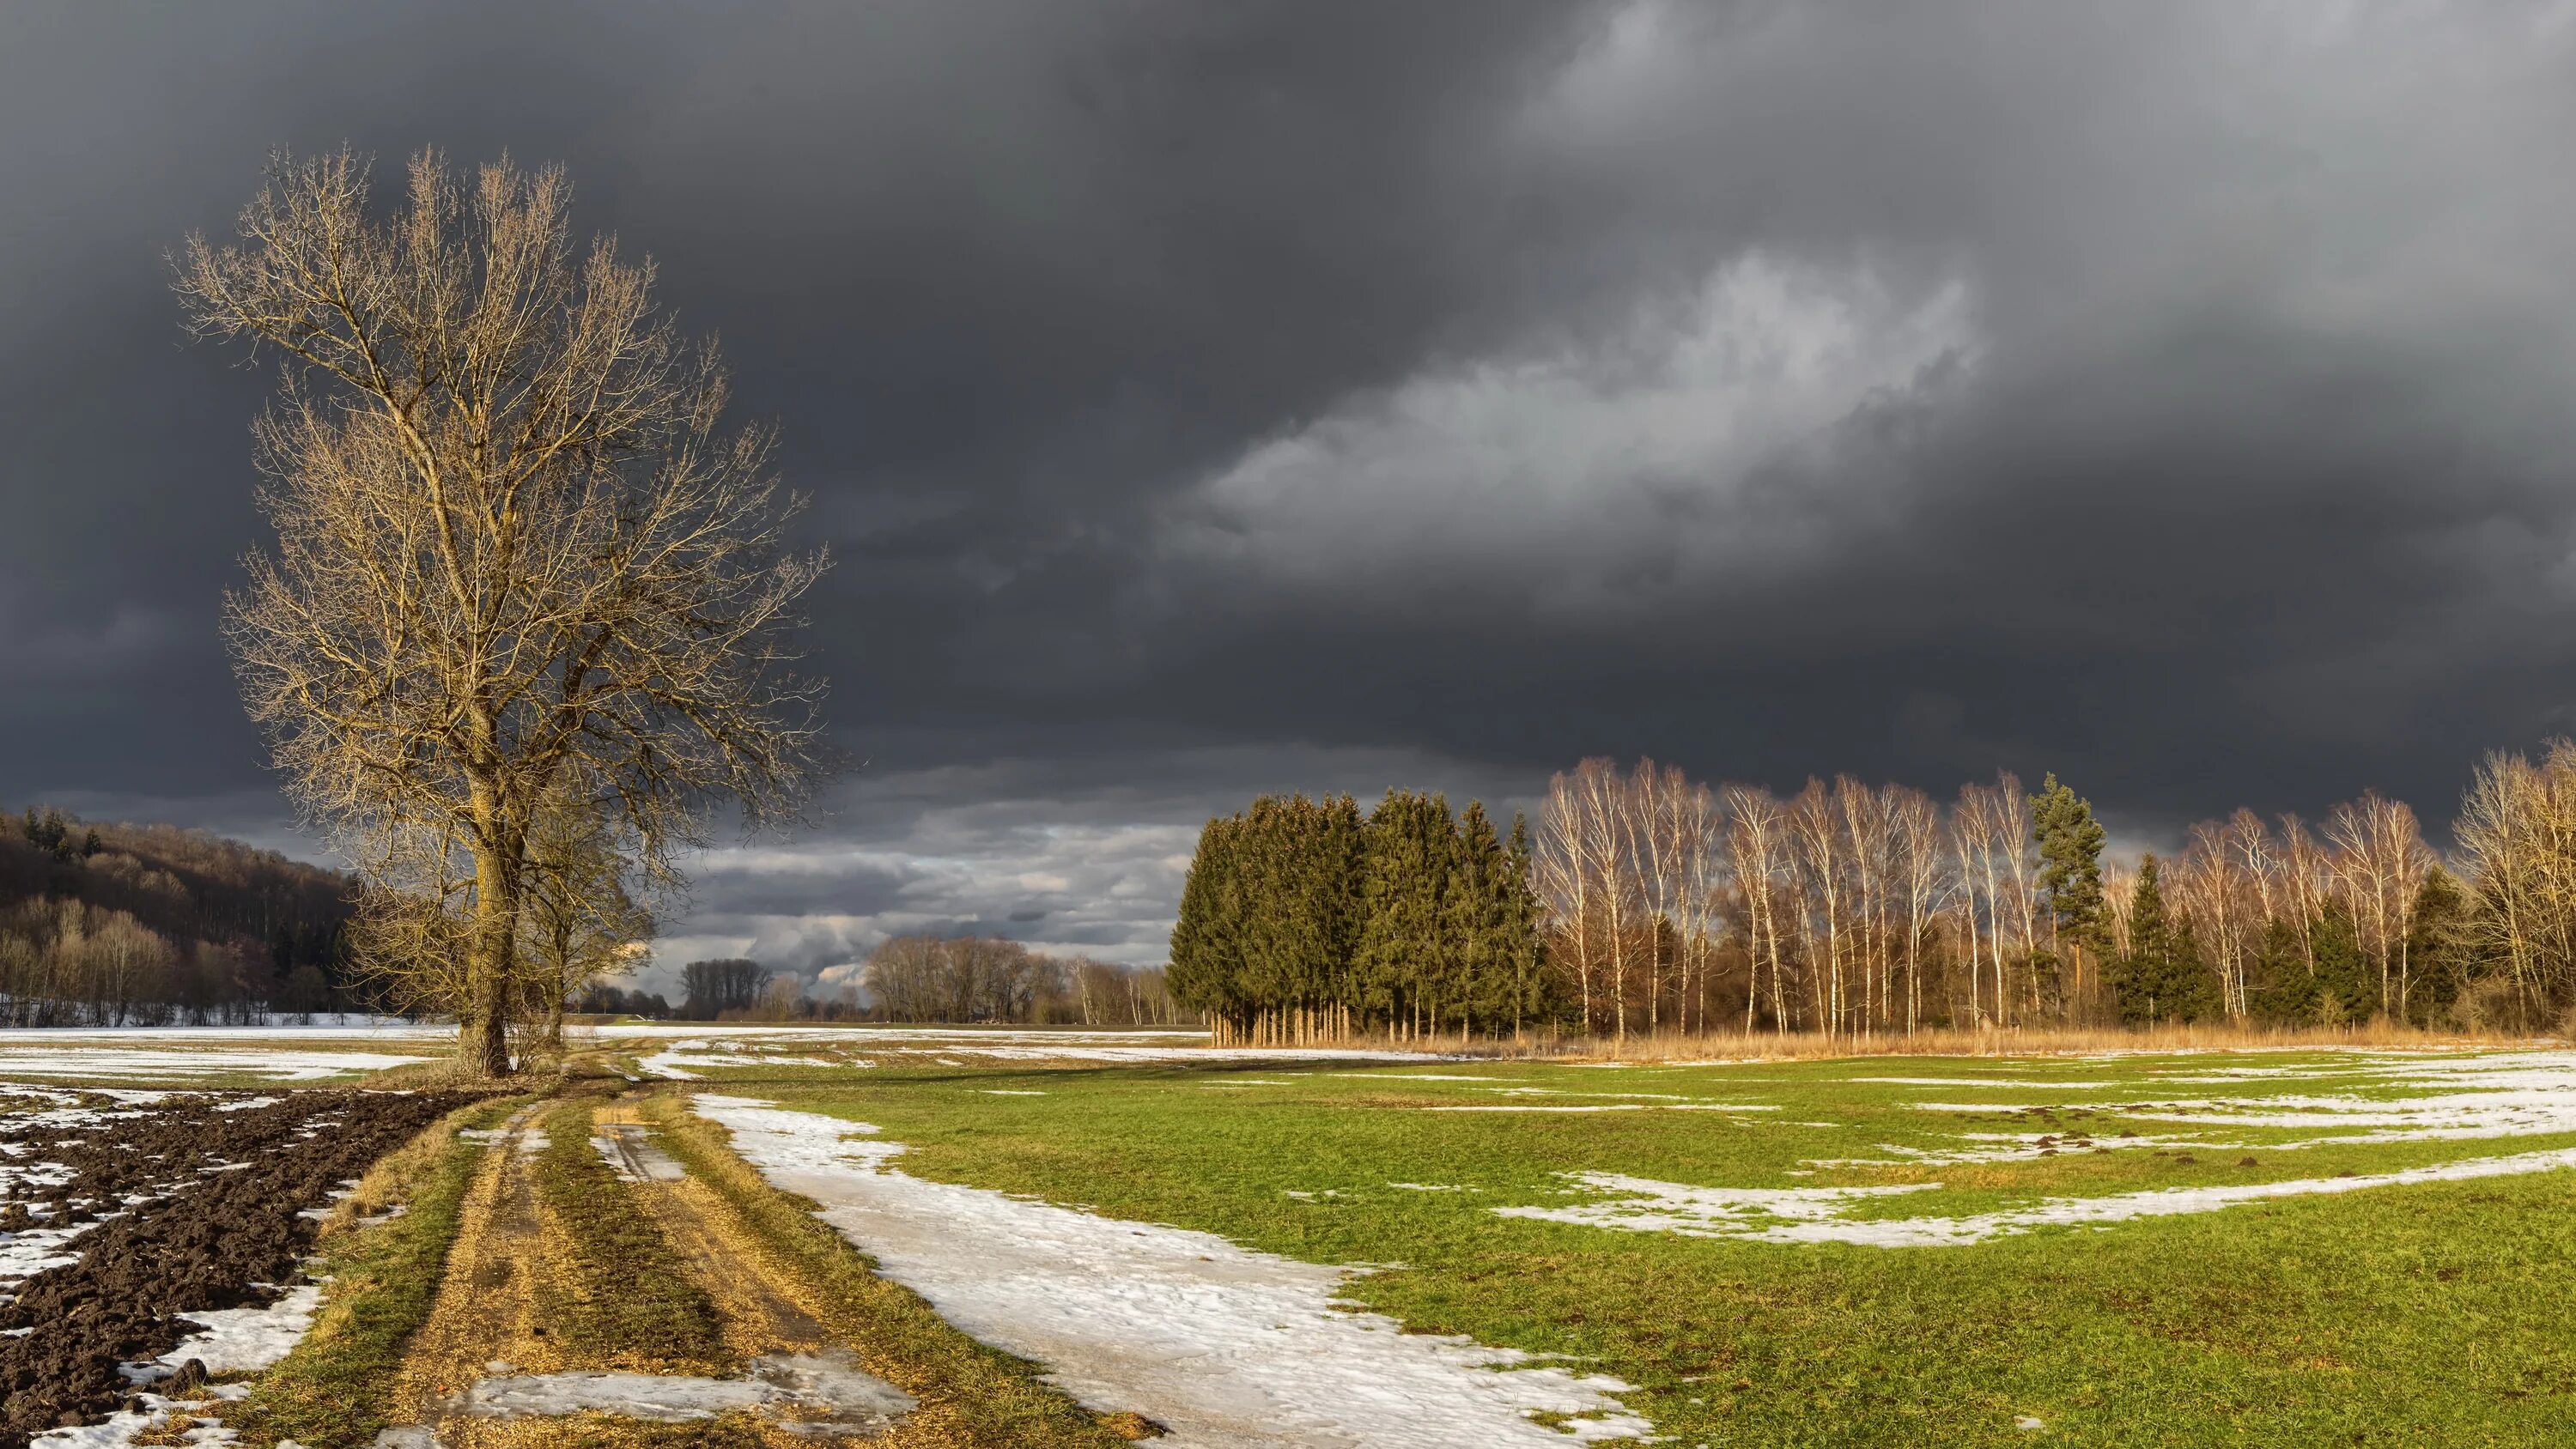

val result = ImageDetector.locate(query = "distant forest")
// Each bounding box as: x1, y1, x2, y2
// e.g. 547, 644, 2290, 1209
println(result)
0, 804, 361, 1025
580, 938, 1193, 1026
1171, 744, 2576, 1042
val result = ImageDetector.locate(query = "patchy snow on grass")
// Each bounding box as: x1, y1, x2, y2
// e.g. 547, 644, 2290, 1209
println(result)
1500, 1147, 2576, 1247
695, 1094, 1651, 1448
0, 1046, 429, 1082
1860, 1077, 2117, 1089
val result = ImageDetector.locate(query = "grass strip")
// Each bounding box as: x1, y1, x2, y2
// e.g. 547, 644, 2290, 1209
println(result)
641, 1095, 1143, 1447
222, 1095, 522, 1449
529, 1097, 731, 1371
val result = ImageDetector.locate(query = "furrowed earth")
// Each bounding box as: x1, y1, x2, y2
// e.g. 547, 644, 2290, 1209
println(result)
7, 1027, 2576, 1446
0, 1084, 484, 1445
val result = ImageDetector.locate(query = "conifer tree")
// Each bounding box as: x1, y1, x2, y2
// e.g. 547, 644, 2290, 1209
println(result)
1357, 789, 1458, 1036
1167, 813, 1248, 1036
2032, 772, 2108, 1013
1447, 802, 1510, 1034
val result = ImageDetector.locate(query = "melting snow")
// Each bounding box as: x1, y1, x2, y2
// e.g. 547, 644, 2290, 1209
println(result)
694, 1094, 1651, 1447
1498, 1148, 2576, 1246
0, 1047, 428, 1082
436, 1351, 914, 1428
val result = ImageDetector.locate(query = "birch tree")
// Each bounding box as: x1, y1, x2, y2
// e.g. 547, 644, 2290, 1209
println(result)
1722, 784, 1790, 1030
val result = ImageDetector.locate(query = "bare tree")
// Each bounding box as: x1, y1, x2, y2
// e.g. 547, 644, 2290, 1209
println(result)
1787, 779, 1850, 1035
2172, 821, 2254, 1020
1722, 784, 1790, 1030
178, 150, 829, 1074
2324, 792, 2436, 1017
1890, 785, 1944, 1034
1949, 783, 1996, 1026
1536, 768, 1601, 1033
1670, 777, 1724, 1035
1990, 773, 2038, 1017
2276, 815, 2330, 975
1630, 760, 1681, 1036
517, 791, 654, 1052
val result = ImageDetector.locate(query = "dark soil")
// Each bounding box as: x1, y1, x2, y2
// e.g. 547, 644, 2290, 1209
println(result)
0, 1087, 484, 1446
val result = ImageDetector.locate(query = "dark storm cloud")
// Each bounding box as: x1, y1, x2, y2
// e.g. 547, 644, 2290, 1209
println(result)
7, 2, 2576, 971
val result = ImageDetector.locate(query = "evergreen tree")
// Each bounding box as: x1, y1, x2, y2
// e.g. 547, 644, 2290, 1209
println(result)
2112, 855, 2217, 1024
1232, 794, 1363, 1041
1447, 802, 1510, 1034
2032, 773, 2107, 955
2306, 904, 2375, 1028
1167, 813, 1248, 1031
2248, 915, 2319, 1024
1356, 789, 1458, 1034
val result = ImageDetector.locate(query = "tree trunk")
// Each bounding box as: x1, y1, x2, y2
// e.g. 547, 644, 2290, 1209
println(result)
459, 837, 518, 1077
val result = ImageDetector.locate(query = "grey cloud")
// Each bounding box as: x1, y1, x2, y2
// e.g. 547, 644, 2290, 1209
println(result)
5, 3, 2576, 967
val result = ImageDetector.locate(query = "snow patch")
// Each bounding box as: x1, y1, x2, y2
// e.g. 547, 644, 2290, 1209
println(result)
1498, 1147, 2576, 1247
694, 1094, 1650, 1447
0, 1047, 428, 1082
436, 1351, 914, 1428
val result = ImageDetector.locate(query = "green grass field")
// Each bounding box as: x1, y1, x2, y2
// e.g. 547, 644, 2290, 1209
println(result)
641, 1045, 2576, 1446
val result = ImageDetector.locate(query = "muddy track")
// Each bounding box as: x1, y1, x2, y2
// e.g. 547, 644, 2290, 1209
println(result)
0, 1088, 485, 1446
389, 1097, 917, 1446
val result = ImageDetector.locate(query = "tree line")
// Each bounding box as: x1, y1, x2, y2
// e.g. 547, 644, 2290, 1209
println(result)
568, 942, 1192, 1026
1167, 791, 1546, 1044
1540, 753, 2576, 1039
1165, 746, 2576, 1044
862, 936, 1192, 1026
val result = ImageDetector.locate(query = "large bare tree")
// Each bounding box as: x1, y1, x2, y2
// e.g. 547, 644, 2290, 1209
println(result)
178, 150, 828, 1074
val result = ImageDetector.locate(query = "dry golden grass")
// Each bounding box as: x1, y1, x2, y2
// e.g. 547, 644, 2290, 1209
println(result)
1206, 1019, 2554, 1063
1590, 1020, 2555, 1062
392, 1104, 576, 1412
316, 1097, 501, 1236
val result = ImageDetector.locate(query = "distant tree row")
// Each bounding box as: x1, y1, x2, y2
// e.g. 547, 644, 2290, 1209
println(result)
568, 942, 1191, 1027
862, 936, 1192, 1026
1167, 791, 1547, 1045
1157, 748, 2576, 1045
1539, 751, 2576, 1040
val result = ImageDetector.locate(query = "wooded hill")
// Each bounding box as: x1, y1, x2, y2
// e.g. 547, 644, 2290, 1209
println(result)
0, 804, 360, 1025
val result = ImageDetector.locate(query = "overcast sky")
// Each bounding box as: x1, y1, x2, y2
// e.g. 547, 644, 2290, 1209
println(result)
6, 3, 2576, 991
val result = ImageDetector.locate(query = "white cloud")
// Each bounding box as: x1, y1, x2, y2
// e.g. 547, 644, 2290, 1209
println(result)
1160, 252, 1975, 621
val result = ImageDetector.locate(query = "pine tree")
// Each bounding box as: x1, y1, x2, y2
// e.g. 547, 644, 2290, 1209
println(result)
2402, 867, 2472, 1027
2111, 854, 2215, 1024
2032, 772, 2107, 1014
